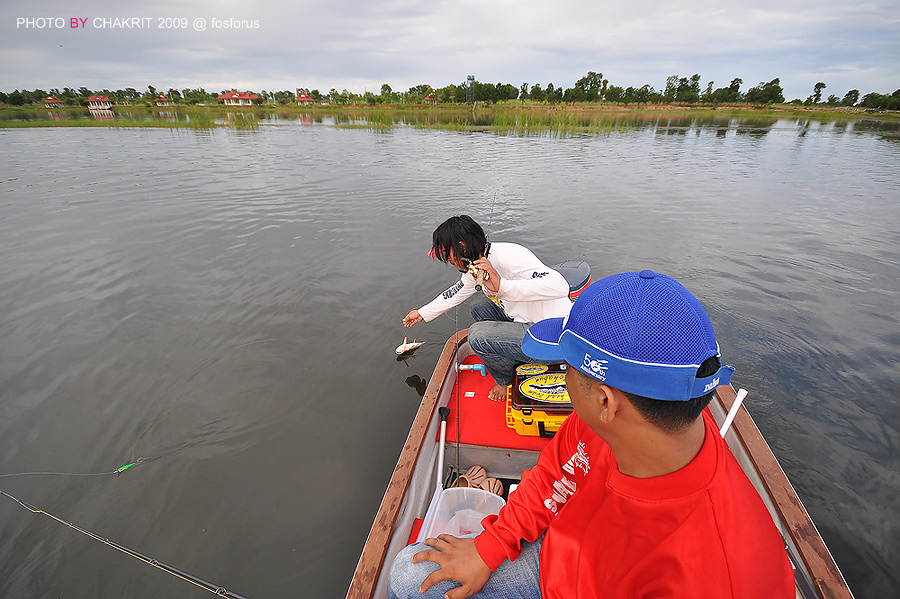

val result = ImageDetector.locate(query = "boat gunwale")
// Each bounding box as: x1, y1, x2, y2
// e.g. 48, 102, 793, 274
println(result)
346, 330, 467, 599
712, 386, 853, 599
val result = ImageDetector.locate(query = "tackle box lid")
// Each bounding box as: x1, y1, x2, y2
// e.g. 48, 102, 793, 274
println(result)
511, 363, 574, 414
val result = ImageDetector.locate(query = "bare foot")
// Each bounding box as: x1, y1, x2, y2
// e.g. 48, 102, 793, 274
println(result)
488, 384, 509, 402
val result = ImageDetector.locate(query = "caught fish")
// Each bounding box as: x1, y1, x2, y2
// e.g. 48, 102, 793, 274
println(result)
395, 336, 424, 355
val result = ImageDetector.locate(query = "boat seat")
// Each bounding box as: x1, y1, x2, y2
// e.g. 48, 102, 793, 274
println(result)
553, 260, 591, 299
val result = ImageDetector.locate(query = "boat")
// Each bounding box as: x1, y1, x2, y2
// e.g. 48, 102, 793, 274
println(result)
348, 257, 852, 598
346, 326, 854, 599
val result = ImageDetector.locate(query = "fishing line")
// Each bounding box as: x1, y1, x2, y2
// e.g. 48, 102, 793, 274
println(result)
0, 486, 250, 599
486, 190, 497, 232
454, 302, 461, 483
451, 196, 496, 482
442, 199, 500, 483
0, 459, 148, 479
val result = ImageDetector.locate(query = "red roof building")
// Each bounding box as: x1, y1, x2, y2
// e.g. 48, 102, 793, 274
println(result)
87, 95, 112, 109
424, 94, 438, 105
296, 93, 314, 105
217, 91, 259, 106
155, 95, 173, 107
44, 95, 64, 108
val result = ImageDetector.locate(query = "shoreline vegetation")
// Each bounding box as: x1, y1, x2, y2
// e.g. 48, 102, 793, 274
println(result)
3, 73, 898, 131
2, 102, 898, 133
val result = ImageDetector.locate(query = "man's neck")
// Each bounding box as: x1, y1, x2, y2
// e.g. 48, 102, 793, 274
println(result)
608, 418, 707, 478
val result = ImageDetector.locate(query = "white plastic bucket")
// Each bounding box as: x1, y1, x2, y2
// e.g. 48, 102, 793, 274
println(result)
421, 487, 506, 539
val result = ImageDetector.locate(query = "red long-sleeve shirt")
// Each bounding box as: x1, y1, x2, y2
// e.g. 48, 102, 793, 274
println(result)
474, 411, 795, 598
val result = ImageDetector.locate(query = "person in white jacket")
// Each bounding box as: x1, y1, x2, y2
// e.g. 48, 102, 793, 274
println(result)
403, 215, 572, 401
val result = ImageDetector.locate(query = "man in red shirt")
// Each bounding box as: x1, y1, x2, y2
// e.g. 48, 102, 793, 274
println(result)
389, 270, 795, 599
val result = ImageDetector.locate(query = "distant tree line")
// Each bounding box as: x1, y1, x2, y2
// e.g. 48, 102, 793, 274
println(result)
2, 74, 898, 110
0, 86, 222, 107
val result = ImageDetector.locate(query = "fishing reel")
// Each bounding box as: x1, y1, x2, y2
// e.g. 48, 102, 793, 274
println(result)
460, 258, 487, 290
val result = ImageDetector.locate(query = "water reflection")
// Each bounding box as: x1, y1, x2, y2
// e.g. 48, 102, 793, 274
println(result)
222, 111, 259, 130
396, 349, 422, 365
405, 375, 428, 397
89, 108, 115, 120
3, 107, 898, 137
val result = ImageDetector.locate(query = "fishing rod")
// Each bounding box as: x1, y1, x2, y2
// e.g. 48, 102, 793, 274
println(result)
461, 192, 499, 292
454, 194, 498, 471
0, 486, 250, 599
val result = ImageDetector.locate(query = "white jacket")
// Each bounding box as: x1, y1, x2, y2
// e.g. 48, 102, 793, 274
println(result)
418, 242, 572, 324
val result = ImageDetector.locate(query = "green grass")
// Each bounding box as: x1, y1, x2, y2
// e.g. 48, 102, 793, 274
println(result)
1, 102, 896, 133
0, 106, 255, 130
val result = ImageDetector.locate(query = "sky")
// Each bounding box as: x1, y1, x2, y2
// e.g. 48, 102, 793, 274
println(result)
3, 0, 899, 102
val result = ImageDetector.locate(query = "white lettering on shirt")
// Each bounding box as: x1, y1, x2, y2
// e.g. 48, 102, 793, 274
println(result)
546, 442, 590, 515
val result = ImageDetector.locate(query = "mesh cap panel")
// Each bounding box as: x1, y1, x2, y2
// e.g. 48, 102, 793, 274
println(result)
566, 271, 718, 367
522, 270, 733, 400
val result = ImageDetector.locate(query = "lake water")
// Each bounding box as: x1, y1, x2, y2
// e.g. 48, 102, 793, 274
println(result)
1, 114, 898, 597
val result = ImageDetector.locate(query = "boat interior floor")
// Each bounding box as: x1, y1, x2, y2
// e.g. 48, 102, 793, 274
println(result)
442, 355, 554, 452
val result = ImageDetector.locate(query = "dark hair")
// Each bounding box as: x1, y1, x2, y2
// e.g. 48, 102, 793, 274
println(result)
431, 215, 487, 264
624, 355, 722, 434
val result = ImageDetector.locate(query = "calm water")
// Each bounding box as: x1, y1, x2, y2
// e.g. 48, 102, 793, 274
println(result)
1, 116, 898, 597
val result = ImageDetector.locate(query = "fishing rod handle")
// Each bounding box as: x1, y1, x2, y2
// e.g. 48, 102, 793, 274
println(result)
475, 268, 485, 291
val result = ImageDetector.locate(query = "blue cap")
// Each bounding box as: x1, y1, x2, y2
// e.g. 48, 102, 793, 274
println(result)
522, 270, 734, 401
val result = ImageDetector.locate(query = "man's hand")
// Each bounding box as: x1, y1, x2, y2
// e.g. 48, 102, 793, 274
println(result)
473, 258, 500, 293
412, 535, 492, 599
403, 310, 423, 327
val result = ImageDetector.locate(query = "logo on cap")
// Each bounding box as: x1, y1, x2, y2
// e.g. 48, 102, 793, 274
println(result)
582, 353, 608, 380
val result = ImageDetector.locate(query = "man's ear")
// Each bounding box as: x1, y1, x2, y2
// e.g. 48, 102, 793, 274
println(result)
596, 384, 621, 424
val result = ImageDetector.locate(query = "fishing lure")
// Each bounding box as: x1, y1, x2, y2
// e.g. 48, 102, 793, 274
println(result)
116, 457, 145, 474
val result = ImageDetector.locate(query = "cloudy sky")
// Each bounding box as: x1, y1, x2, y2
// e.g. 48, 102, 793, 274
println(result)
4, 0, 899, 101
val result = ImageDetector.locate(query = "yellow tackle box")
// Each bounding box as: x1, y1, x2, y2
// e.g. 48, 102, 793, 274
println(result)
505, 364, 574, 438
505, 397, 572, 437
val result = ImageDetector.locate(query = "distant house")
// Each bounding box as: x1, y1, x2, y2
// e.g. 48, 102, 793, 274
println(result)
155, 95, 173, 107
296, 93, 314, 105
44, 95, 64, 108
217, 91, 259, 106
87, 95, 112, 109
424, 94, 439, 105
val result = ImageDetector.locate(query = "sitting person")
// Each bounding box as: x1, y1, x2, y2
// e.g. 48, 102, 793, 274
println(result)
403, 215, 572, 401
390, 270, 795, 599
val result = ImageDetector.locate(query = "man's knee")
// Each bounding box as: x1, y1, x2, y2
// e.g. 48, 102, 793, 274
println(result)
467, 321, 492, 353
470, 296, 498, 322
388, 543, 442, 599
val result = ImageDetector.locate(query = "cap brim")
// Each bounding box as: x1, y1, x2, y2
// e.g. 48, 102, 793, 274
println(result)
522, 317, 566, 361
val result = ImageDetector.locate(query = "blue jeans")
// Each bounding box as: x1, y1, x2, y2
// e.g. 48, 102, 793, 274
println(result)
387, 533, 543, 599
468, 296, 553, 387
